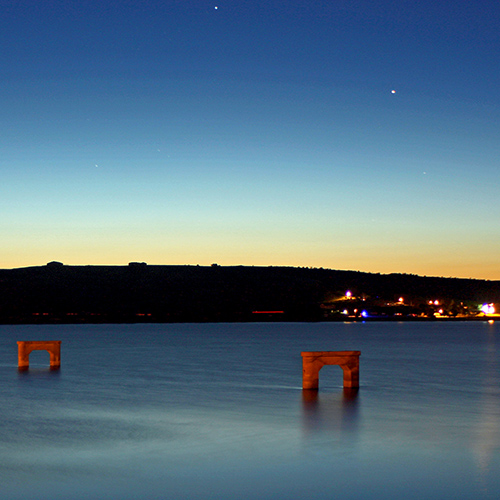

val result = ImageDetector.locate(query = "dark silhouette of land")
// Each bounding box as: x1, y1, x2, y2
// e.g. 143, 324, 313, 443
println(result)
0, 262, 499, 323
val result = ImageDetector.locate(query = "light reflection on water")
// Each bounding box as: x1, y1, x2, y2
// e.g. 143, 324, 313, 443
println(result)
0, 322, 499, 499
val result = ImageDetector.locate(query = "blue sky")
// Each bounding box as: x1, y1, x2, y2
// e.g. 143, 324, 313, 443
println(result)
1, 0, 499, 278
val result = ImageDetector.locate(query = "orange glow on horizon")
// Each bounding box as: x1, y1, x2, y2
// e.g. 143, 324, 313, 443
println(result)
1, 245, 499, 280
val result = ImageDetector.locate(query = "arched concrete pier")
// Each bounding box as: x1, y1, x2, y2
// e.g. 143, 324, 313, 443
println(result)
301, 351, 360, 389
17, 341, 61, 370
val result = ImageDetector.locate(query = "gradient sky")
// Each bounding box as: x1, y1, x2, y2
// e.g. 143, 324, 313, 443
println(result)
1, 0, 499, 278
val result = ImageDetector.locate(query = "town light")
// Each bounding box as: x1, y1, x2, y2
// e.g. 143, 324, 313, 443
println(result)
481, 303, 495, 314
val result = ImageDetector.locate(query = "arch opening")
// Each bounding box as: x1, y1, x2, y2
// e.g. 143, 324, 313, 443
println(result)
317, 364, 348, 388
27, 350, 50, 366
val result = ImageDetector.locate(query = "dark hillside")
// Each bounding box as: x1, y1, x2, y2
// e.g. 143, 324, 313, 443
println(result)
0, 264, 499, 323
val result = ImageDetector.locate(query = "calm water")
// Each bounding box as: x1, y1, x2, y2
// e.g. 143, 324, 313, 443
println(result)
1, 322, 499, 499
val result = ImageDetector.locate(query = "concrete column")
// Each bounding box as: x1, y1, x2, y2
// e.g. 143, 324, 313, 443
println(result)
340, 360, 359, 388
302, 357, 323, 389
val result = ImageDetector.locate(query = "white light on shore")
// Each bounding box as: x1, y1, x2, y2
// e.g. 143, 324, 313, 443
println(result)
481, 303, 495, 314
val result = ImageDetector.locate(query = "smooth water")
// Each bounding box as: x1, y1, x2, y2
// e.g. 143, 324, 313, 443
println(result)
1, 322, 499, 499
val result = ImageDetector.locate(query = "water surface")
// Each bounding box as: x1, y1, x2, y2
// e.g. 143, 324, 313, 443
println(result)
1, 322, 499, 499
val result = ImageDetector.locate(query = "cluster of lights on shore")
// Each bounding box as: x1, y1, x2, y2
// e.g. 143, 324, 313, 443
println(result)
342, 291, 496, 317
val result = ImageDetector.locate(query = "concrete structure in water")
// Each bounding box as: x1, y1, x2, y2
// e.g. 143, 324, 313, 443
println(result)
301, 351, 360, 389
17, 341, 61, 370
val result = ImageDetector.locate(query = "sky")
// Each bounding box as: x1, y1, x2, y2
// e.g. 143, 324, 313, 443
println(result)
1, 0, 499, 279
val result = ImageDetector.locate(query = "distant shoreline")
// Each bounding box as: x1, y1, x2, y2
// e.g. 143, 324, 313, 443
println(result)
1, 316, 497, 326
1, 264, 498, 325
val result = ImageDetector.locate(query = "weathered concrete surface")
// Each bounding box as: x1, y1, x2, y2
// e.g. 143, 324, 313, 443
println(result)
301, 351, 360, 389
17, 341, 61, 370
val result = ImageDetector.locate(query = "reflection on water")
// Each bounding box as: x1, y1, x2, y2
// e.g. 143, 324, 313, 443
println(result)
17, 367, 61, 377
1, 322, 500, 500
472, 327, 500, 495
302, 387, 360, 436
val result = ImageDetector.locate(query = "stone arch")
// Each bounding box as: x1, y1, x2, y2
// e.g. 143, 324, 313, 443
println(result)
301, 351, 360, 389
17, 341, 61, 370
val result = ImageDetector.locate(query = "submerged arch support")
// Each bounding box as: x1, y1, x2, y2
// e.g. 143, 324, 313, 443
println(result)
301, 351, 360, 389
17, 341, 61, 370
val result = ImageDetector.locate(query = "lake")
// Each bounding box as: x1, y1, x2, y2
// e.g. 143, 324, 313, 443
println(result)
1, 322, 499, 499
